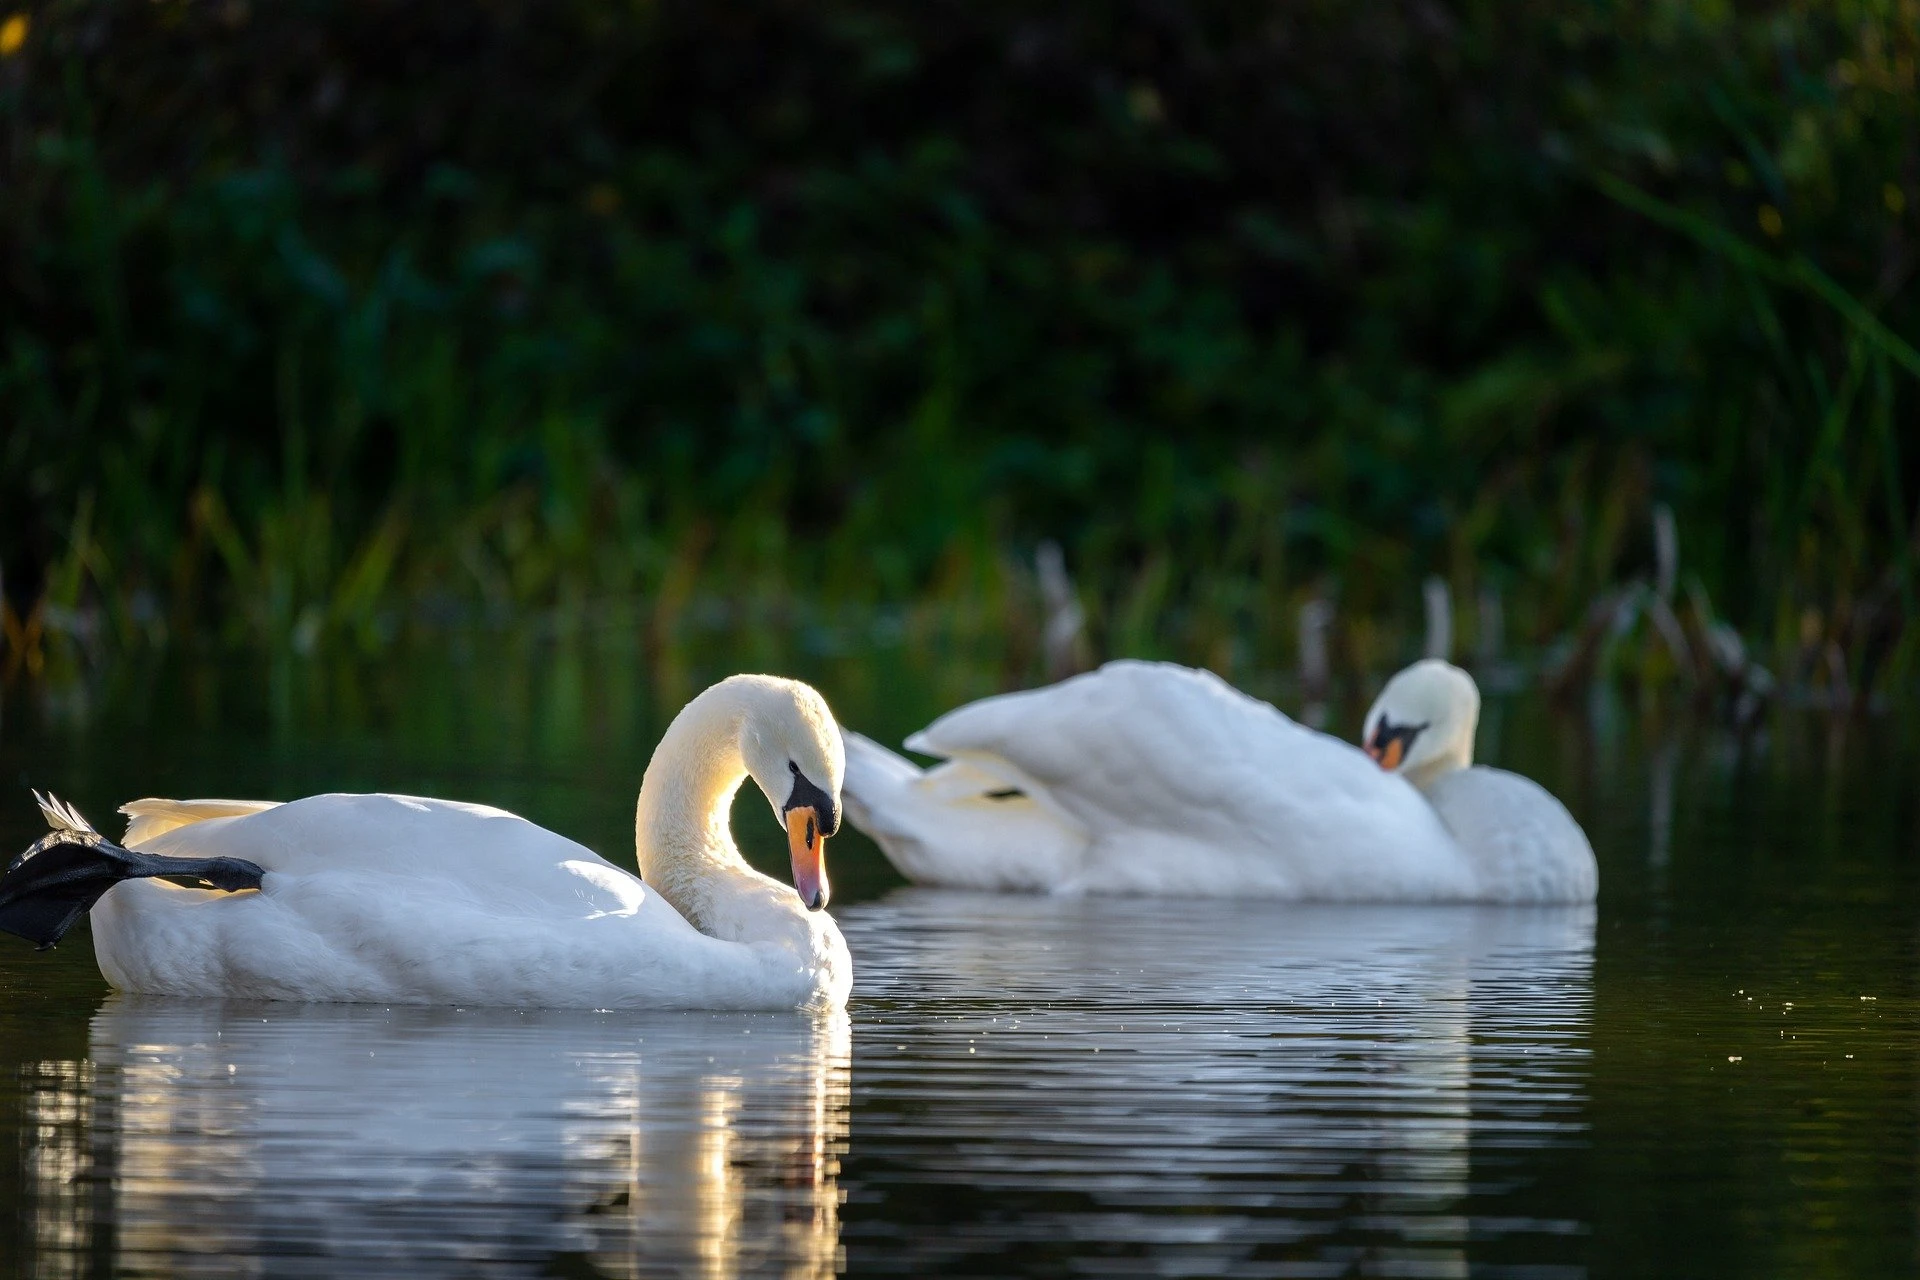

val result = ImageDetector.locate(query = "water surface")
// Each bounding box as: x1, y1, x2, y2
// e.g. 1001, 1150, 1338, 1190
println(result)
1, 651, 1914, 1277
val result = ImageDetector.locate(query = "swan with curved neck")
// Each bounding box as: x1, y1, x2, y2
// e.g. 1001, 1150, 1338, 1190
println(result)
841, 657, 1596, 903
1360, 658, 1596, 902
635, 675, 847, 949
0, 674, 853, 1010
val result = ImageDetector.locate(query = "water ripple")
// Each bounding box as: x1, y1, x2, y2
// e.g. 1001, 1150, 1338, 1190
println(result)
19, 1001, 850, 1278
835, 893, 1595, 1277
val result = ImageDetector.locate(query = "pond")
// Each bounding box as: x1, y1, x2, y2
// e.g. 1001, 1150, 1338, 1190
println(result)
1, 644, 1915, 1277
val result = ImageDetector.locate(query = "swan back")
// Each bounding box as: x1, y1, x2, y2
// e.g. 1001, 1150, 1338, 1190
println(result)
908, 661, 1472, 899
131, 793, 607, 895
1423, 767, 1598, 903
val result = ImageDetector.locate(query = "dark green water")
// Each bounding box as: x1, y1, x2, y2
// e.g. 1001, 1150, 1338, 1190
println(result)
0, 645, 1915, 1278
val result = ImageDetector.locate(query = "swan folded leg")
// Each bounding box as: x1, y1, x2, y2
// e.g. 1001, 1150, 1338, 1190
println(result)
0, 795, 265, 950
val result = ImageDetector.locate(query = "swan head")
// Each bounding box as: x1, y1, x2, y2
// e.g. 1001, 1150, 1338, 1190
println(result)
1361, 659, 1479, 789
734, 677, 845, 911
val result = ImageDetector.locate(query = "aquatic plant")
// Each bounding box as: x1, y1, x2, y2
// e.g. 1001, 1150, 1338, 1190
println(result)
0, 1, 1913, 702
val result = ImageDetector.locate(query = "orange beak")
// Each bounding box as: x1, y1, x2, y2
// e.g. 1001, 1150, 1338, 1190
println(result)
786, 806, 829, 911
1366, 738, 1405, 771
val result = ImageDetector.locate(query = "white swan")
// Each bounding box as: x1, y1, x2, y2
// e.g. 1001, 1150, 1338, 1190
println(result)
0, 675, 853, 1010
1361, 659, 1596, 903
842, 659, 1595, 903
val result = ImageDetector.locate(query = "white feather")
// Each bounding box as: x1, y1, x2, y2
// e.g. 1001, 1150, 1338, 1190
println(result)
120, 797, 283, 847
843, 659, 1596, 903
78, 675, 853, 1009
34, 790, 99, 836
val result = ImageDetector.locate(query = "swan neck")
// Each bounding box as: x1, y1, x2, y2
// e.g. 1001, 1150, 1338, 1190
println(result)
1406, 736, 1473, 791
635, 685, 755, 926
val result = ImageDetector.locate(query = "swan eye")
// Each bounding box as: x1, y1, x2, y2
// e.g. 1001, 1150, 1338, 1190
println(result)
783, 765, 840, 837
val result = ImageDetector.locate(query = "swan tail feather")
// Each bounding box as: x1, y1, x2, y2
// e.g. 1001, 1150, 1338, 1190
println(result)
842, 732, 923, 795
2, 793, 267, 950
842, 733, 922, 831
840, 732, 936, 869
33, 788, 98, 836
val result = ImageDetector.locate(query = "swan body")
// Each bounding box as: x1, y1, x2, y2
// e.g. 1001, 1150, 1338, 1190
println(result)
843, 659, 1595, 903
1359, 660, 1595, 903
10, 675, 853, 1010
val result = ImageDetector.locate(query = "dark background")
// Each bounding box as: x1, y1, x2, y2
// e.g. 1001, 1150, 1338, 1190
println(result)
1, 0, 1915, 694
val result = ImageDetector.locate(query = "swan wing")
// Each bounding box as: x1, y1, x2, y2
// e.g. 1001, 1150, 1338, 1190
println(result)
129, 793, 629, 901
121, 797, 284, 846
1423, 767, 1598, 903
906, 662, 1275, 826
842, 732, 1087, 890
906, 661, 1470, 898
89, 794, 816, 1008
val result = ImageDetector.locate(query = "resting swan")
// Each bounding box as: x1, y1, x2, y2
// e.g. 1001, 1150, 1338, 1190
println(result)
0, 675, 853, 1010
842, 659, 1595, 903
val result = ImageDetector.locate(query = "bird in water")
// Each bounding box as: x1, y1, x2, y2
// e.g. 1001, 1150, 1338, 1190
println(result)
841, 658, 1595, 903
0, 674, 852, 1010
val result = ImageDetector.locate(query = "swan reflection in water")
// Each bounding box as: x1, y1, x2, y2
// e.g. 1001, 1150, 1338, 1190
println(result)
837, 892, 1596, 1277
23, 1000, 849, 1278
20, 894, 1594, 1278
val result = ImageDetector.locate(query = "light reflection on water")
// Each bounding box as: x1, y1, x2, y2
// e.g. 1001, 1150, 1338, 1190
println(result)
12, 897, 1592, 1279
835, 893, 1595, 1277
21, 1001, 850, 1278
6, 653, 1915, 1277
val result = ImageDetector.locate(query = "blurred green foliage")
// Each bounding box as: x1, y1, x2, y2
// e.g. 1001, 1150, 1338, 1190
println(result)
0, 0, 1915, 695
